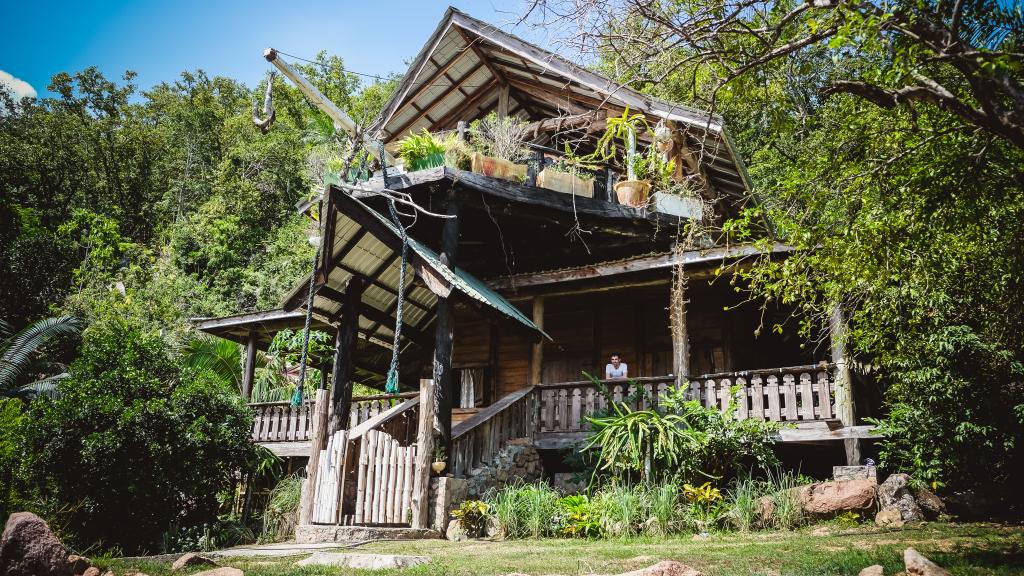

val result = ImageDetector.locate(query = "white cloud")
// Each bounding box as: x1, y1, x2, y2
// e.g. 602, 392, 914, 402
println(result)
0, 70, 37, 100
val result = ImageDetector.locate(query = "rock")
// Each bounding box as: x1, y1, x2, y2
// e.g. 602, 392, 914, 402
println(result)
875, 506, 905, 528
0, 511, 73, 576
67, 554, 92, 575
904, 548, 951, 576
446, 519, 469, 542
296, 553, 430, 570
191, 569, 243, 576
171, 553, 219, 571
833, 466, 878, 482
878, 475, 925, 523
486, 516, 502, 538
859, 565, 884, 576
756, 495, 775, 525
81, 568, 101, 576
799, 479, 876, 517
101, 571, 115, 576
617, 560, 705, 576
913, 487, 945, 520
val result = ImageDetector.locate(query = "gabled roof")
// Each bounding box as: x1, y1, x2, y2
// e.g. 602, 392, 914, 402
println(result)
369, 7, 751, 197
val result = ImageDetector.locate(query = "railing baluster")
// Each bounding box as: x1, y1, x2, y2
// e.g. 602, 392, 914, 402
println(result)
735, 377, 748, 419
766, 375, 781, 421
751, 375, 765, 420
817, 370, 833, 419
799, 373, 815, 420
782, 374, 798, 420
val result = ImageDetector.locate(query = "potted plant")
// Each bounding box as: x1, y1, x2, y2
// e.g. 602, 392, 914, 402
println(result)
397, 128, 447, 171
432, 445, 447, 474
468, 113, 529, 182
536, 146, 598, 197
622, 147, 676, 207
584, 108, 659, 207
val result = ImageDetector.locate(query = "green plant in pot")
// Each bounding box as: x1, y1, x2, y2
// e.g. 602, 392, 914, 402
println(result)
584, 108, 656, 207
432, 445, 447, 474
536, 145, 600, 196
468, 113, 530, 181
397, 128, 447, 171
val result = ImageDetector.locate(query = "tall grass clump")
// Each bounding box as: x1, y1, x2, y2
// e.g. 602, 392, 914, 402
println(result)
260, 474, 303, 542
727, 476, 768, 532
766, 468, 805, 530
647, 481, 681, 535
486, 481, 559, 538
594, 483, 647, 537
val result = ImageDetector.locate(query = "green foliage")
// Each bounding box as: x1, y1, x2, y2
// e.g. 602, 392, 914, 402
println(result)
629, 146, 675, 189
20, 314, 256, 553
397, 128, 448, 170
584, 380, 779, 485
452, 500, 491, 537
0, 399, 27, 522
682, 482, 726, 531
469, 113, 530, 163
0, 315, 81, 398
485, 481, 560, 538
260, 474, 304, 543
593, 483, 647, 537
555, 495, 601, 538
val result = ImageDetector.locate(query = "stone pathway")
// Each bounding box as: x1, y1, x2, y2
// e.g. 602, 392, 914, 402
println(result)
210, 542, 352, 558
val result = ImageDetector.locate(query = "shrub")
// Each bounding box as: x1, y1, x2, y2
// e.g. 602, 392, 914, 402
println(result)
452, 500, 490, 537
726, 476, 768, 532
20, 315, 256, 553
555, 495, 601, 538
765, 468, 805, 531
682, 482, 727, 532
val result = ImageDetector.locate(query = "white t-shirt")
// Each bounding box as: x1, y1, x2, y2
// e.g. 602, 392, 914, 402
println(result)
605, 362, 628, 379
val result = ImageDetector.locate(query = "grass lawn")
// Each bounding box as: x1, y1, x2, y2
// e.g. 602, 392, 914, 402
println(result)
98, 522, 1024, 576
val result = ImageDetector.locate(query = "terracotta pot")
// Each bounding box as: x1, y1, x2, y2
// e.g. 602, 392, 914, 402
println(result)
432, 461, 447, 474
614, 180, 652, 207
536, 169, 595, 198
470, 152, 527, 182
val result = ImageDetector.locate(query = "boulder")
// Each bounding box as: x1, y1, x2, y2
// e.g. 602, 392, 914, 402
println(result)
617, 560, 705, 576
904, 548, 951, 576
67, 555, 92, 575
755, 495, 775, 525
799, 479, 876, 517
446, 519, 469, 542
878, 474, 924, 523
858, 565, 884, 576
913, 487, 946, 520
81, 568, 101, 576
172, 553, 219, 571
191, 569, 243, 576
0, 512, 73, 576
875, 506, 904, 528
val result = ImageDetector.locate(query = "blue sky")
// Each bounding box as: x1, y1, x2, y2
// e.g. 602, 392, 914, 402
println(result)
1, 1, 537, 99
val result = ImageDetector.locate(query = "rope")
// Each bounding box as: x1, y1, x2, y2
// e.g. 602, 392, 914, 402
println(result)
380, 141, 410, 394
292, 199, 325, 406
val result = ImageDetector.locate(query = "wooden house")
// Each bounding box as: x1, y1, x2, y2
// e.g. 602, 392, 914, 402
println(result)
195, 7, 875, 537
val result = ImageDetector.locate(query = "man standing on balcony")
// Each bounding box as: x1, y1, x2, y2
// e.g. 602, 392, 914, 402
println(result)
606, 354, 628, 379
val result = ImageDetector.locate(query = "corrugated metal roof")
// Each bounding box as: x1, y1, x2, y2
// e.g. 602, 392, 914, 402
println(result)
281, 188, 550, 348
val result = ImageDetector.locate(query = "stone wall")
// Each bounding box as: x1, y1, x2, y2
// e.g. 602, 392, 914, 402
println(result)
463, 439, 544, 499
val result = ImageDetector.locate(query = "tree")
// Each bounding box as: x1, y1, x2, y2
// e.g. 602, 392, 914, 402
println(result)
21, 314, 256, 553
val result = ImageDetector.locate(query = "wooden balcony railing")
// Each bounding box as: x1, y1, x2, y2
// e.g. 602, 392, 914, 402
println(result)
250, 401, 313, 443
350, 391, 419, 429
537, 375, 677, 433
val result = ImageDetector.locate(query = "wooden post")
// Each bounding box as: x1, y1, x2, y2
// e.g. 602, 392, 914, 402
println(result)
411, 378, 436, 529
529, 296, 545, 385
241, 332, 257, 401
497, 84, 510, 118
605, 168, 618, 204
457, 120, 468, 142
830, 306, 860, 465
330, 278, 365, 432
486, 321, 499, 406
526, 148, 543, 187
433, 194, 460, 453
299, 387, 330, 525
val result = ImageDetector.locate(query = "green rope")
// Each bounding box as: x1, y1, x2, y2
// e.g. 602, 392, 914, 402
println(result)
380, 142, 409, 394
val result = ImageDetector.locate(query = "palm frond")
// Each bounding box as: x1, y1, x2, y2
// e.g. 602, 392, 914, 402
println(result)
0, 315, 80, 392
3, 372, 70, 400
184, 337, 243, 391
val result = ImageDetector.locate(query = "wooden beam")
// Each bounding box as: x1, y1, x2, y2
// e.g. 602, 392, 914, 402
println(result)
317, 285, 431, 347
522, 110, 607, 138
299, 386, 330, 526
385, 46, 475, 131
488, 243, 795, 290
497, 83, 510, 118
241, 332, 257, 401
388, 60, 488, 139
428, 79, 499, 132
410, 377, 435, 529
329, 279, 365, 432
529, 296, 545, 385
